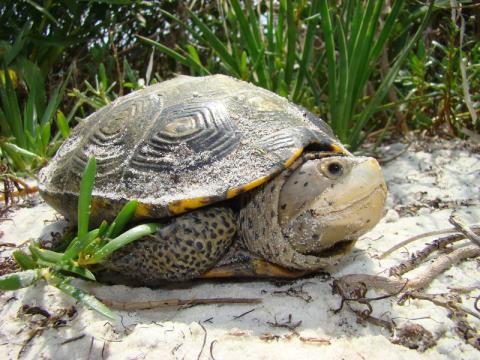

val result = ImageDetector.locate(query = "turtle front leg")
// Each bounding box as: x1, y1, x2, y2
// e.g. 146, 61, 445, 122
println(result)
104, 207, 236, 283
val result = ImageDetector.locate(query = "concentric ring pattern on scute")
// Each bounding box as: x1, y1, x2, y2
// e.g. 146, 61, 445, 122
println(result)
71, 93, 162, 178
130, 101, 240, 172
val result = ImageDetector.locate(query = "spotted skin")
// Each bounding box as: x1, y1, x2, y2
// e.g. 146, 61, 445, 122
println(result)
105, 207, 236, 282
238, 157, 354, 271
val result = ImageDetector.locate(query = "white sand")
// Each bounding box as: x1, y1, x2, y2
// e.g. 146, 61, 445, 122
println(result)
1, 138, 479, 359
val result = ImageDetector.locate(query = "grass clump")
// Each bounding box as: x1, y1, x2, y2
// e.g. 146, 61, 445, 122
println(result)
0, 157, 160, 319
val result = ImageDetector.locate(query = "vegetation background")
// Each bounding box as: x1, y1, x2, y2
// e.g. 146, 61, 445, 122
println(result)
0, 0, 479, 176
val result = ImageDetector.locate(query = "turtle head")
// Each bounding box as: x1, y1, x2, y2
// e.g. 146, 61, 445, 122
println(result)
278, 155, 387, 257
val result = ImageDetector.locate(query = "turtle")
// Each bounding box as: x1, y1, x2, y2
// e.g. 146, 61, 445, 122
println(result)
39, 74, 387, 285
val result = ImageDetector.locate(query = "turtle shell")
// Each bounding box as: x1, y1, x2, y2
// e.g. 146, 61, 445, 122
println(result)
39, 75, 348, 223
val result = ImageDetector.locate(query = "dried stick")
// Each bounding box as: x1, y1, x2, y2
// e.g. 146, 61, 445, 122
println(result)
0, 183, 39, 201
399, 291, 480, 320
338, 245, 480, 294
449, 214, 480, 248
267, 314, 302, 334
388, 233, 464, 276
99, 297, 262, 310
379, 225, 480, 259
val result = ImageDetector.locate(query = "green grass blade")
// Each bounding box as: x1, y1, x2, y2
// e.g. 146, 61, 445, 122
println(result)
23, 90, 37, 141
37, 65, 71, 140
98, 220, 109, 238
25, 0, 60, 26
2, 142, 42, 160
106, 200, 138, 239
78, 156, 96, 239
266, 0, 276, 79
19, 58, 46, 114
62, 229, 100, 260
59, 262, 96, 281
87, 223, 159, 264
40, 122, 51, 154
4, 22, 32, 65
0, 141, 27, 171
371, 0, 404, 61
229, 0, 268, 87
284, 0, 296, 89
240, 51, 248, 79
13, 250, 36, 270
350, 0, 434, 148
55, 110, 70, 139
98, 63, 108, 93
293, 0, 321, 101
45, 271, 117, 320
352, 0, 404, 106
137, 36, 210, 75
29, 242, 63, 263
39, 84, 61, 126
186, 8, 241, 76
0, 105, 11, 136
229, 0, 259, 56
186, 44, 210, 75
0, 65, 25, 147
335, 16, 350, 141
349, 0, 384, 111
319, 0, 337, 125
0, 270, 41, 290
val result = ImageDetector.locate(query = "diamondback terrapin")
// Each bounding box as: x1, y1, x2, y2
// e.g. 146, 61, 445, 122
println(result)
39, 75, 387, 285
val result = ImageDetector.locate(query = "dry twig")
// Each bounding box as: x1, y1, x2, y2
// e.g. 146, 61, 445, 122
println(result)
267, 314, 302, 335
449, 214, 480, 248
379, 225, 479, 259
339, 245, 480, 294
99, 297, 261, 310
388, 233, 465, 276
299, 336, 331, 345
399, 291, 480, 320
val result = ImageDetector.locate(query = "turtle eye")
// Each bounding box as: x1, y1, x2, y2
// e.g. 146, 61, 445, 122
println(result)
321, 160, 344, 179
328, 162, 342, 176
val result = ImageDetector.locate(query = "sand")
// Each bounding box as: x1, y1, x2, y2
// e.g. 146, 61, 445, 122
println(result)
0, 137, 479, 359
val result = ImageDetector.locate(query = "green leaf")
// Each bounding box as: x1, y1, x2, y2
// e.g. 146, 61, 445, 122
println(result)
98, 63, 108, 92
186, 8, 241, 76
319, 0, 337, 125
55, 110, 70, 139
0, 65, 25, 148
2, 142, 42, 160
13, 250, 36, 270
29, 242, 63, 263
62, 229, 100, 261
19, 58, 46, 114
0, 270, 41, 290
98, 220, 109, 238
350, 0, 435, 148
137, 36, 210, 75
78, 157, 97, 239
45, 271, 117, 320
284, 0, 296, 89
293, 0, 321, 101
106, 200, 138, 239
25, 0, 60, 27
59, 262, 96, 281
40, 122, 51, 153
87, 223, 159, 264
4, 22, 33, 65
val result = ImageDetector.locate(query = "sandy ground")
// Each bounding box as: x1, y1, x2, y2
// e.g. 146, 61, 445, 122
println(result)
0, 137, 479, 360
